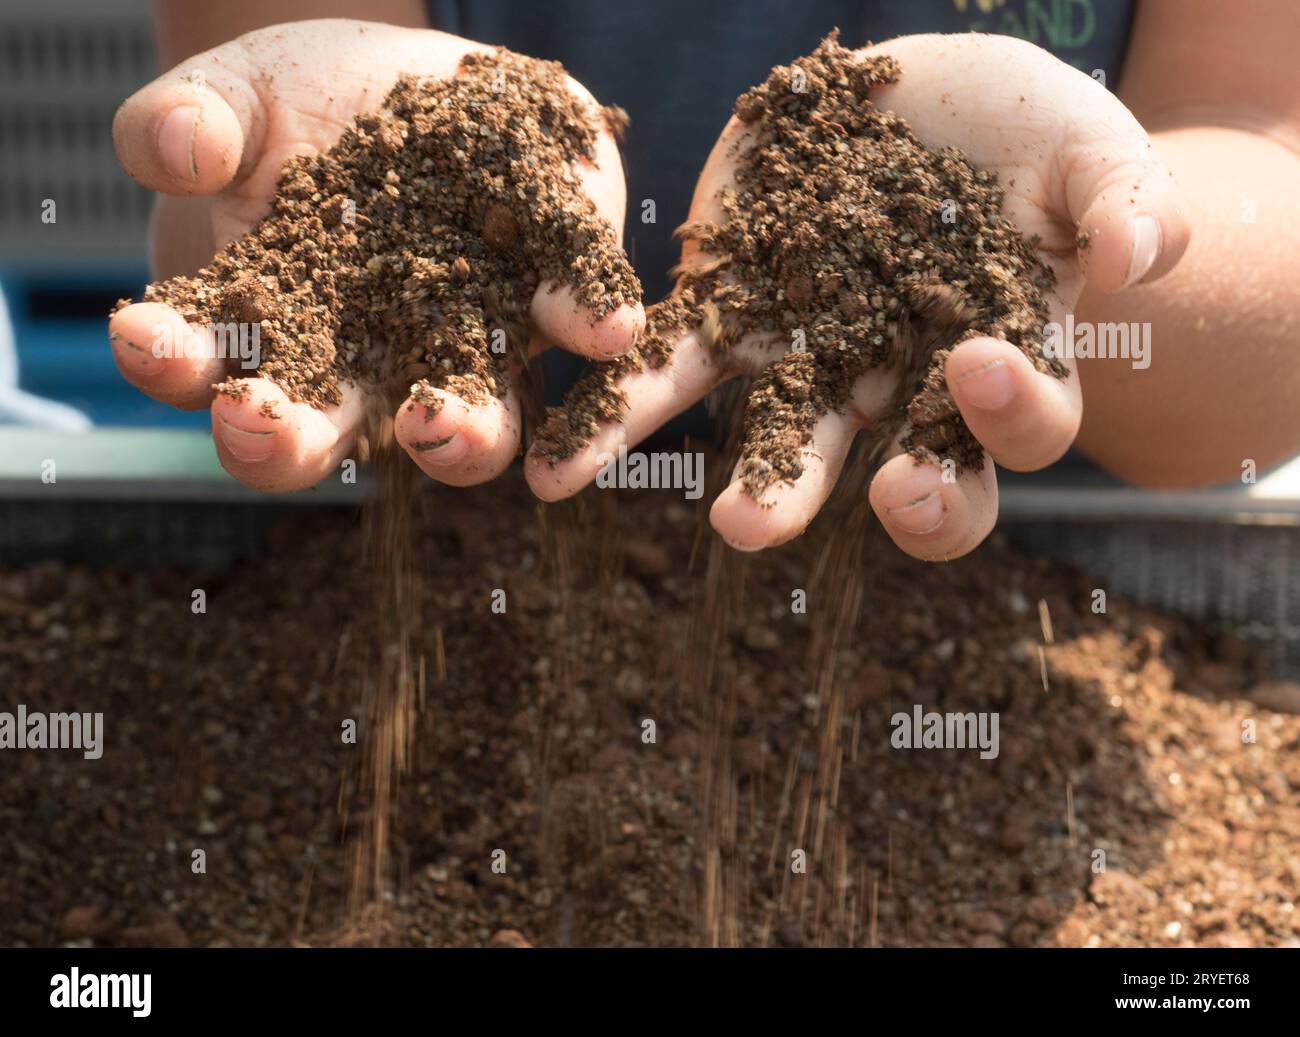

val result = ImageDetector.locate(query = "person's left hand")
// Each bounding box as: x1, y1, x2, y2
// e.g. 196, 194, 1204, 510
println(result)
109, 21, 642, 493
526, 33, 1190, 559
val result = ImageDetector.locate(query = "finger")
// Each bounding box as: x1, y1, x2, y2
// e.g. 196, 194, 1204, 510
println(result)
707, 366, 898, 550
211, 377, 362, 493
709, 409, 857, 552
945, 336, 1081, 472
108, 302, 226, 411
1065, 118, 1190, 292
525, 326, 723, 501
530, 283, 645, 360
112, 52, 259, 197
526, 77, 645, 361
868, 450, 999, 562
394, 383, 521, 487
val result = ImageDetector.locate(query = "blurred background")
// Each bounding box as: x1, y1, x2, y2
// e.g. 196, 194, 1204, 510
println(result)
0, 0, 178, 428
3, 0, 1300, 674
0, 0, 353, 569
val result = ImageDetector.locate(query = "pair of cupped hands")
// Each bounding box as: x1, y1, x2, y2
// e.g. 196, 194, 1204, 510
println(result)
109, 20, 1189, 560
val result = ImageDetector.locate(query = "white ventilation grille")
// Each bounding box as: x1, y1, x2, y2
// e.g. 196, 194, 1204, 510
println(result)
0, 1, 155, 261
1006, 519, 1300, 675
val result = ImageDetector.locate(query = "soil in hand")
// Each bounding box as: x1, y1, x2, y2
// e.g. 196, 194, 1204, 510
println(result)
533, 32, 1064, 496
117, 47, 639, 411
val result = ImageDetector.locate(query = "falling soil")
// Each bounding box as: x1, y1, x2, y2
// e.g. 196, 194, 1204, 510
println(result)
116, 47, 638, 410
345, 414, 424, 914
3, 475, 1297, 949
109, 45, 641, 922
533, 32, 1065, 496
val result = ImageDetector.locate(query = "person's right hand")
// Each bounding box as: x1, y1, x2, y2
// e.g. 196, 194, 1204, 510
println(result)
526, 33, 1188, 560
110, 19, 642, 492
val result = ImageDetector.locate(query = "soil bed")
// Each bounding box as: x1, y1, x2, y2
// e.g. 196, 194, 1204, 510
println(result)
1, 477, 1295, 948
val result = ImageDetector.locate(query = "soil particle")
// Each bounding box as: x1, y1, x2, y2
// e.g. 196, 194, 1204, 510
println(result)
621, 538, 673, 580
1089, 869, 1158, 908
119, 919, 190, 949
58, 905, 109, 942
487, 928, 533, 948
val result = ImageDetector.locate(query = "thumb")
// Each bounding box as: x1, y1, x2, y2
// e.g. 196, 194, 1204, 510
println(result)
1063, 83, 1191, 292
112, 51, 260, 197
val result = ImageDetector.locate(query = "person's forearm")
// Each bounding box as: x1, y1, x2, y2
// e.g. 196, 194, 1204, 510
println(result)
152, 0, 428, 67
1074, 124, 1300, 487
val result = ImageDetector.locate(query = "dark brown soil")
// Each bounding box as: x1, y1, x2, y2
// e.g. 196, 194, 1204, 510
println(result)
117, 48, 639, 410
2, 476, 1296, 948
534, 33, 1064, 495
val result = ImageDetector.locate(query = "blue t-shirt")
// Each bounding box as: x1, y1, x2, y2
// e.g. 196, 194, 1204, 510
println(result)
427, 0, 1135, 408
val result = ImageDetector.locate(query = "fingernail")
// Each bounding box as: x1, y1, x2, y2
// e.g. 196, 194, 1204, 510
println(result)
887, 490, 945, 535
410, 435, 457, 453
157, 105, 200, 182
956, 358, 1015, 411
218, 419, 275, 462
414, 432, 470, 466
110, 330, 164, 374
1123, 215, 1161, 288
